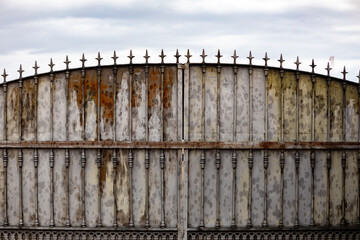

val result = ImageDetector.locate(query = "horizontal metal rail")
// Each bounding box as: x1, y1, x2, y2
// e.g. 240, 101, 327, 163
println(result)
0, 141, 360, 150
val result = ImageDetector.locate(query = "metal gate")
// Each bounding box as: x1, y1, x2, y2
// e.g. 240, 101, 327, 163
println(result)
0, 50, 359, 240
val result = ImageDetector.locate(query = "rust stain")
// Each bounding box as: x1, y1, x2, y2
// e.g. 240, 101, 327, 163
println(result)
85, 69, 98, 105
131, 67, 144, 108
148, 66, 160, 108
101, 69, 114, 127
100, 150, 111, 194
163, 67, 175, 109
22, 79, 36, 136
68, 70, 83, 124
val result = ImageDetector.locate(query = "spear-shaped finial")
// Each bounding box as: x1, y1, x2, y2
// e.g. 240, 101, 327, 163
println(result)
2, 68, 8, 83
128, 50, 134, 64
174, 49, 181, 64
263, 52, 270, 67
80, 53, 87, 68
111, 51, 119, 65
49, 58, 55, 72
357, 70, 360, 84
215, 49, 222, 64
310, 59, 316, 73
144, 50, 150, 64
200, 49, 207, 64
231, 50, 239, 64
159, 49, 166, 64
247, 51, 254, 65
278, 54, 285, 68
325, 62, 332, 77
185, 49, 192, 63
294, 56, 301, 71
341, 66, 348, 80
64, 55, 71, 70
18, 64, 24, 79
33, 61, 40, 75
96, 52, 103, 66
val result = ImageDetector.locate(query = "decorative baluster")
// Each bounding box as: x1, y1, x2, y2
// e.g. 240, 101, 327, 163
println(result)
18, 65, 24, 227
325, 62, 332, 227
144, 50, 150, 228
1, 69, 8, 226
262, 52, 270, 228
160, 49, 166, 228
128, 50, 135, 228
199, 49, 207, 228
231, 50, 239, 228
310, 59, 317, 227
112, 51, 119, 228
64, 56, 71, 227
278, 55, 285, 227
80, 53, 87, 228
294, 57, 301, 227
215, 49, 222, 229
340, 67, 348, 226
247, 51, 254, 228
48, 60, 55, 227
96, 52, 103, 227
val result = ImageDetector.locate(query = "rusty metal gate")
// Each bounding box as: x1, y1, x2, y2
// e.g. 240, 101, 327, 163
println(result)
0, 50, 359, 240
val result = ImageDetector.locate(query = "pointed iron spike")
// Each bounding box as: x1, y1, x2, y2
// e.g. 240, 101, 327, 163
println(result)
341, 66, 348, 80
96, 52, 103, 66
247, 51, 254, 65
200, 49, 207, 64
294, 56, 301, 71
18, 64, 24, 78
262, 52, 270, 67
310, 59, 316, 73
357, 70, 360, 83
325, 62, 332, 77
33, 61, 40, 75
2, 68, 8, 82
185, 49, 192, 64
49, 58, 55, 72
231, 50, 239, 64
278, 54, 285, 68
80, 53, 88, 68
111, 51, 119, 65
215, 49, 223, 64
144, 50, 150, 64
159, 49, 166, 64
174, 49, 181, 64
128, 50, 134, 64
64, 55, 71, 70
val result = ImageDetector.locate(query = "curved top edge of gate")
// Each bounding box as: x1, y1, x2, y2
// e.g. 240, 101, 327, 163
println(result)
1, 51, 359, 86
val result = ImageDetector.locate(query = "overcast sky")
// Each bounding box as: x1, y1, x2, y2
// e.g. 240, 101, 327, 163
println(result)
0, 0, 359, 81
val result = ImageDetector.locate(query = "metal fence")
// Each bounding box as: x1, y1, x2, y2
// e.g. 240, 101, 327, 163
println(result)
0, 50, 359, 240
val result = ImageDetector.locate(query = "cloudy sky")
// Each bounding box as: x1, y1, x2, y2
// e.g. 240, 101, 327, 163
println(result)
0, 0, 359, 81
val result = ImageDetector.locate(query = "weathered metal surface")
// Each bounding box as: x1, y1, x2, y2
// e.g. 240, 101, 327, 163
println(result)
0, 50, 359, 240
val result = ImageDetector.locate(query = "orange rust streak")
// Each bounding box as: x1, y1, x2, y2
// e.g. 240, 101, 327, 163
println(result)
100, 69, 114, 126
163, 67, 175, 109
68, 70, 83, 124
148, 66, 160, 108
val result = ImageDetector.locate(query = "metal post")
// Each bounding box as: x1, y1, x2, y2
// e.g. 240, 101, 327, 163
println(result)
231, 50, 239, 228
325, 62, 332, 227
17, 64, 24, 227
199, 49, 207, 228
262, 52, 270, 228
64, 56, 71, 227
357, 70, 360, 227
278, 55, 285, 227
48, 60, 55, 227
247, 51, 254, 228
160, 49, 166, 228
80, 53, 87, 228
96, 52, 103, 228
294, 57, 301, 228
310, 59, 316, 227
128, 50, 134, 228
144, 50, 150, 228
2, 69, 8, 226
112, 51, 119, 228
340, 67, 348, 226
